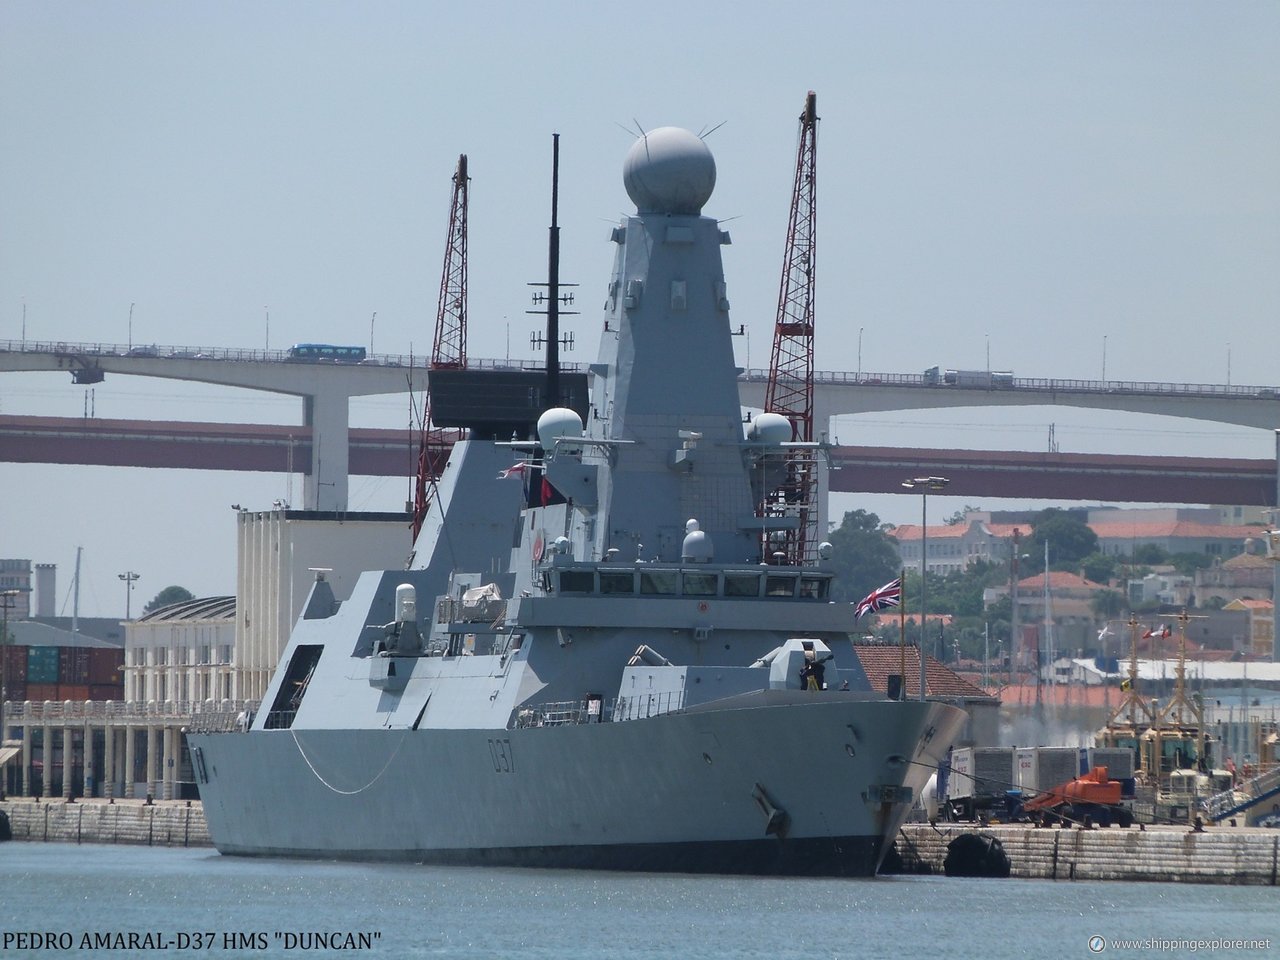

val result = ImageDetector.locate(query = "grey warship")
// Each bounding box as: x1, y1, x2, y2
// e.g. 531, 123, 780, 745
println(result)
189, 127, 966, 876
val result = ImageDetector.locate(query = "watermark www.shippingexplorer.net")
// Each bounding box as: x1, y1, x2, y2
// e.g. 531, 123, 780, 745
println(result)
1088, 936, 1273, 953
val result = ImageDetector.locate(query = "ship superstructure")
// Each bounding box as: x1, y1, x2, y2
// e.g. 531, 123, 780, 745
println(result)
189, 127, 965, 875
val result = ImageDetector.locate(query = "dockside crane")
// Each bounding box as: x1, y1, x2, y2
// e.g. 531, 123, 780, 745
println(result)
411, 154, 470, 539
763, 91, 820, 564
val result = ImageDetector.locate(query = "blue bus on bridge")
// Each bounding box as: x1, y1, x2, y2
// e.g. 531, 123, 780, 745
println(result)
287, 343, 368, 362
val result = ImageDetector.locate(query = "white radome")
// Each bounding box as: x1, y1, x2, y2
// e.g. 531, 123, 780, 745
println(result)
623, 127, 716, 215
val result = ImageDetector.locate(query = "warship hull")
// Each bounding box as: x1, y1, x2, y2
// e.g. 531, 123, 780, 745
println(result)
193, 123, 972, 878
193, 694, 964, 875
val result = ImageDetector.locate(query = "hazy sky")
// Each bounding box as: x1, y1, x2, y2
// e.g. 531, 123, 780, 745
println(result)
2, 2, 1278, 617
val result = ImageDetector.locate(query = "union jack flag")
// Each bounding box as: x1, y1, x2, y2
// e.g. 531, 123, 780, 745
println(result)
854, 578, 902, 619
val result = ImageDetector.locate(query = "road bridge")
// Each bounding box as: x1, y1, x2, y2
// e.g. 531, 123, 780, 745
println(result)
736, 368, 1280, 431
2, 414, 1274, 507
0, 338, 435, 510
6, 338, 1280, 509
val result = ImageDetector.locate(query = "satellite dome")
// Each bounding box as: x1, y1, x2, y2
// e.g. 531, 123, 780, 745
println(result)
623, 127, 716, 215
748, 412, 793, 444
537, 408, 584, 450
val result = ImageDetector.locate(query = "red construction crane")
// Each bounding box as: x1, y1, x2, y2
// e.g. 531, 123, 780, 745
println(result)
763, 91, 819, 564
411, 154, 469, 539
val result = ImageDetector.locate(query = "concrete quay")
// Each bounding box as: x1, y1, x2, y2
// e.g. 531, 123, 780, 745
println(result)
4, 799, 1277, 884
0, 797, 210, 848
894, 822, 1280, 885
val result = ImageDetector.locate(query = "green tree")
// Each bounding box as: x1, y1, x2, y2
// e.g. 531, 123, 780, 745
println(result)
1169, 552, 1212, 575
928, 559, 1004, 617
1030, 508, 1099, 567
143, 585, 195, 614
827, 510, 902, 605
944, 506, 983, 526
1080, 552, 1118, 584
985, 593, 1012, 624
1131, 543, 1168, 565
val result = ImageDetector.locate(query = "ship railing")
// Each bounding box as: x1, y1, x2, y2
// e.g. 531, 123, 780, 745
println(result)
262, 708, 297, 730
1, 698, 260, 724
612, 690, 686, 722
512, 698, 613, 728
186, 711, 252, 734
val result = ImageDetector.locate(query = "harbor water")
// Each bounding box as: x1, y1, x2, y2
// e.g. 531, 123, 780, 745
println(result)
2, 843, 1275, 959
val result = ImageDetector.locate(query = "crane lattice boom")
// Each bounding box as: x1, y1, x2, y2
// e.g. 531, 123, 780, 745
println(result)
763, 92, 819, 564
412, 155, 469, 539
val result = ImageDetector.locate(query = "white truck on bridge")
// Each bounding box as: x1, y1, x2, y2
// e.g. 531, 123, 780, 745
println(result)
924, 366, 1014, 388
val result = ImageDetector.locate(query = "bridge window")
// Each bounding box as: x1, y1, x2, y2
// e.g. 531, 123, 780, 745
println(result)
600, 571, 635, 594
766, 575, 797, 598
681, 572, 718, 596
640, 571, 678, 595
799, 576, 828, 599
558, 570, 595, 593
724, 573, 762, 597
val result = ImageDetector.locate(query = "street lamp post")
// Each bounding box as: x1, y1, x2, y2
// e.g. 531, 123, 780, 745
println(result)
118, 571, 140, 620
902, 476, 949, 701
1, 588, 19, 798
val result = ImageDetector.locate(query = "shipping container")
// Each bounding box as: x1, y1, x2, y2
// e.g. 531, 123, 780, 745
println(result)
1038, 747, 1085, 791
59, 684, 91, 703
26, 646, 59, 684
1016, 746, 1087, 794
972, 748, 1015, 798
5, 679, 27, 703
947, 747, 974, 799
88, 648, 124, 685
946, 747, 1016, 819
1088, 746, 1136, 781
5, 645, 27, 683
88, 683, 123, 702
25, 682, 59, 702
59, 647, 91, 685
1014, 748, 1038, 792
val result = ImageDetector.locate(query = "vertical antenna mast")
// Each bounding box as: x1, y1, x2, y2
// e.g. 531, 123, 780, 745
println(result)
547, 135, 560, 410
764, 91, 819, 564
527, 133, 578, 411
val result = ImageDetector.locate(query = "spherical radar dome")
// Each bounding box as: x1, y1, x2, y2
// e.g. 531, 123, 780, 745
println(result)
537, 408, 584, 448
623, 127, 716, 215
